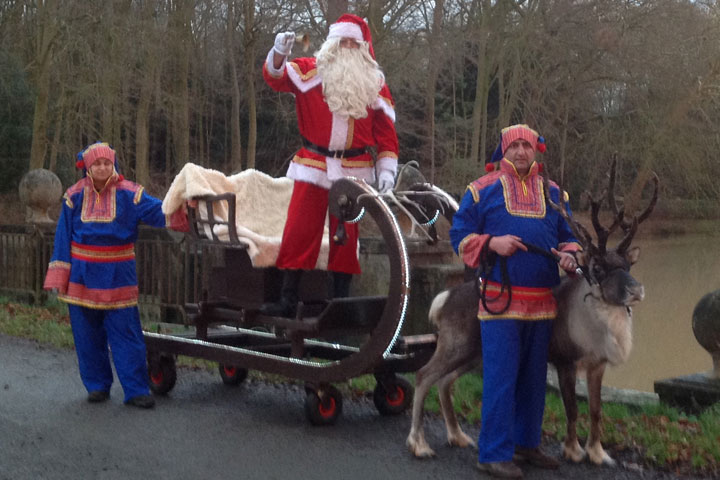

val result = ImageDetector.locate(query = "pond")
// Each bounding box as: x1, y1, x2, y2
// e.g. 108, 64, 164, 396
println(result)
602, 231, 720, 392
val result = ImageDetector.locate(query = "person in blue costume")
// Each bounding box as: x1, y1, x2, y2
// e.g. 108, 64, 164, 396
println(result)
44, 142, 189, 408
450, 125, 581, 478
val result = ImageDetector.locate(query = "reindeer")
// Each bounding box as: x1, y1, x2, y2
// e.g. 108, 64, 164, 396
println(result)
406, 159, 658, 466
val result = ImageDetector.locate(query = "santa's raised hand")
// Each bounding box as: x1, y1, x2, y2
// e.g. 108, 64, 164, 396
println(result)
273, 32, 295, 57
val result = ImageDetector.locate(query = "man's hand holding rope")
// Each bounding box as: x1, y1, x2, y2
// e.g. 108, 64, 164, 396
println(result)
551, 248, 578, 273
488, 235, 528, 257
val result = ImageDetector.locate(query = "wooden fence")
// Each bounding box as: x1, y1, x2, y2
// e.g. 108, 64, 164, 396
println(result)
0, 225, 219, 321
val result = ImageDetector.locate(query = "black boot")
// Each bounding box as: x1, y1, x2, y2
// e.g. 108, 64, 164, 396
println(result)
332, 272, 353, 299
259, 269, 303, 317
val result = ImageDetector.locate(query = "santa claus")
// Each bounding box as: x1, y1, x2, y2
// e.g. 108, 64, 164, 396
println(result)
261, 13, 399, 317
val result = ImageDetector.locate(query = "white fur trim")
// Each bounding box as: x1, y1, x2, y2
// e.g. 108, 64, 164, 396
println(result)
329, 114, 350, 151
265, 48, 285, 77
371, 96, 396, 123
285, 64, 323, 93
287, 163, 333, 190
327, 160, 375, 183
328, 22, 363, 41
287, 162, 375, 188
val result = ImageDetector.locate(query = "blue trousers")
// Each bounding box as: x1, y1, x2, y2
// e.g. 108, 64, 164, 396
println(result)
478, 318, 552, 463
68, 305, 150, 402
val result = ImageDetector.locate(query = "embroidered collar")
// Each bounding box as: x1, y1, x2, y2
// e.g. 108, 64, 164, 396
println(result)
86, 171, 122, 194
499, 157, 539, 180
498, 158, 545, 218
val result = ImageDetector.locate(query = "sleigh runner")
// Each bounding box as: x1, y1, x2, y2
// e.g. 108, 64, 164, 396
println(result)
144, 173, 457, 425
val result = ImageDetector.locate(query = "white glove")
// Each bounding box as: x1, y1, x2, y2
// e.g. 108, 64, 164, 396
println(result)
377, 170, 395, 194
273, 32, 295, 57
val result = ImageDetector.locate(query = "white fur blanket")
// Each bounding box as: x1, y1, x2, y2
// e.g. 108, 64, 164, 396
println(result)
163, 163, 329, 269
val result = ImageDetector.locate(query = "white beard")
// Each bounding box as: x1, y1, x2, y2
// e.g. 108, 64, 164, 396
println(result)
316, 39, 385, 119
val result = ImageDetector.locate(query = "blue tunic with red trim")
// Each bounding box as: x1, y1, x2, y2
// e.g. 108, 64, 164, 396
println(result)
449, 159, 581, 320
44, 175, 188, 309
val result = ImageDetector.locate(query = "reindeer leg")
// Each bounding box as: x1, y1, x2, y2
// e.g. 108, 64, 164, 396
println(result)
407, 346, 465, 458
585, 362, 615, 466
437, 356, 481, 449
556, 362, 585, 463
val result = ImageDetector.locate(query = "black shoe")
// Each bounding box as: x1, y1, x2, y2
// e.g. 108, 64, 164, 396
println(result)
476, 461, 524, 478
126, 395, 155, 409
513, 446, 560, 469
258, 299, 296, 317
260, 270, 302, 317
87, 391, 110, 403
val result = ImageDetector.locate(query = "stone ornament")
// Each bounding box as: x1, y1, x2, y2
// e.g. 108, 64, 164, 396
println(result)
692, 289, 720, 378
18, 168, 63, 224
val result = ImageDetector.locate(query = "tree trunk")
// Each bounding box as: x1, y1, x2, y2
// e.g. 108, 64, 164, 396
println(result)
244, 0, 257, 170
327, 0, 348, 24
171, 0, 192, 173
425, 0, 443, 183
28, 0, 60, 171
135, 65, 155, 186
30, 66, 50, 170
470, 1, 490, 167
48, 86, 65, 173
227, 0, 243, 173
558, 103, 569, 186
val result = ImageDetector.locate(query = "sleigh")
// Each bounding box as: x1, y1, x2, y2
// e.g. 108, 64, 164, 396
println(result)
143, 169, 458, 425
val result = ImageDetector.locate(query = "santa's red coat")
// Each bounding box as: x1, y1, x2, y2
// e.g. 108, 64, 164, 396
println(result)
263, 56, 399, 190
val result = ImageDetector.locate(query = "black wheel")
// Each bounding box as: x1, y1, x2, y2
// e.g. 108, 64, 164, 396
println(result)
148, 354, 177, 395
218, 364, 248, 386
305, 385, 343, 426
373, 376, 413, 415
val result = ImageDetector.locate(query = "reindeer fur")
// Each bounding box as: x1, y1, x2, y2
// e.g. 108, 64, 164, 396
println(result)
407, 255, 642, 466
407, 158, 657, 466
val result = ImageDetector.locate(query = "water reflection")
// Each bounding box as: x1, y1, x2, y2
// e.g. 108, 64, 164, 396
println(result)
602, 232, 720, 392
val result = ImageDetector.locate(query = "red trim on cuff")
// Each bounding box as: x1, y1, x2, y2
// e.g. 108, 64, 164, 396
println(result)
43, 265, 71, 293
459, 233, 491, 268
166, 208, 189, 232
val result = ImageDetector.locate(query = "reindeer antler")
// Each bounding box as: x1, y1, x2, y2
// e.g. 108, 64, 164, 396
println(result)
542, 172, 598, 256
606, 154, 659, 253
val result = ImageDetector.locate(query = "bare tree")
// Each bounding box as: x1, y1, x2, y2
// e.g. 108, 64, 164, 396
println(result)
27, 0, 61, 171
227, 0, 243, 172
243, 0, 258, 169
168, 0, 193, 173
424, 0, 444, 183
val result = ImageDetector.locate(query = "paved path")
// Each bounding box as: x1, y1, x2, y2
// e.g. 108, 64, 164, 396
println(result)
0, 334, 699, 480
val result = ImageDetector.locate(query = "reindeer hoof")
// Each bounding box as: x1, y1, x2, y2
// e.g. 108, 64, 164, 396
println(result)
447, 431, 476, 449
407, 436, 436, 458
588, 452, 616, 467
562, 442, 586, 463
586, 444, 615, 466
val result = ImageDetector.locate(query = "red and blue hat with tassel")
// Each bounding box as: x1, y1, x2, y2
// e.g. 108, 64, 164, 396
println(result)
485, 124, 546, 173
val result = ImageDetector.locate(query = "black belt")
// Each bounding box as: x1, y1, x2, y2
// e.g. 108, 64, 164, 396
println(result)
302, 137, 368, 158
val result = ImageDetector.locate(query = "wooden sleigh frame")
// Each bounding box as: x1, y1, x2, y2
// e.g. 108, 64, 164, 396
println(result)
143, 177, 455, 425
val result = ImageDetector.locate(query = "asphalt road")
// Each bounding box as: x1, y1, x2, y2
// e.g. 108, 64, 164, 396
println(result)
0, 334, 702, 480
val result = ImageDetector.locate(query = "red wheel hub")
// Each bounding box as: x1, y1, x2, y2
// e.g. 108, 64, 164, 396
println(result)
150, 371, 163, 385
318, 396, 337, 418
386, 386, 405, 407
224, 366, 237, 377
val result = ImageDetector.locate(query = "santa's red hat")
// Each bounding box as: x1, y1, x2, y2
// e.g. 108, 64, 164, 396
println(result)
327, 13, 375, 58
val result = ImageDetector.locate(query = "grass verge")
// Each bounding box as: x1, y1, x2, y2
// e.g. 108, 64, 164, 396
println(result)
0, 297, 717, 476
